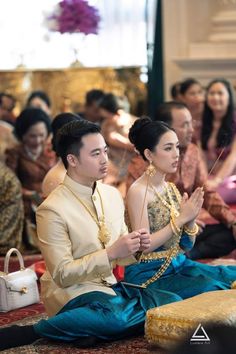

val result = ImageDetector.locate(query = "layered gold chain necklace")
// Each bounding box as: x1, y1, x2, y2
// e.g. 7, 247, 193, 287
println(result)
139, 182, 182, 288
150, 182, 180, 219
64, 185, 111, 248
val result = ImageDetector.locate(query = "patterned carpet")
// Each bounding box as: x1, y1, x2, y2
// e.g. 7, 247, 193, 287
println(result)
0, 251, 166, 353
1, 313, 166, 354
1, 224, 236, 354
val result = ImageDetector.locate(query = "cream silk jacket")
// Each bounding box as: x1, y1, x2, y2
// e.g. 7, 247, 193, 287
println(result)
36, 175, 135, 316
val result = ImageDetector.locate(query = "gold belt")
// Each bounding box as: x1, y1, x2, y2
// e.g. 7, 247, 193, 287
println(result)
140, 245, 181, 262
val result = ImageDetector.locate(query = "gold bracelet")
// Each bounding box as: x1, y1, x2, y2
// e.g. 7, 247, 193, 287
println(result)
170, 219, 182, 237
171, 216, 182, 234
170, 218, 177, 235
184, 223, 199, 236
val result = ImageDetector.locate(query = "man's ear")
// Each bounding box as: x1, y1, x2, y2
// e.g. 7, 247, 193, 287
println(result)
67, 154, 77, 167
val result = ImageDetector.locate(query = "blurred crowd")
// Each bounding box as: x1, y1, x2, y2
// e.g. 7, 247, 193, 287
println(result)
0, 77, 235, 256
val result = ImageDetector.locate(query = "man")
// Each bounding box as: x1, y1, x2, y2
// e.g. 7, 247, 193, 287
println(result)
127, 101, 236, 259
0, 119, 163, 350
0, 92, 16, 126
79, 89, 105, 124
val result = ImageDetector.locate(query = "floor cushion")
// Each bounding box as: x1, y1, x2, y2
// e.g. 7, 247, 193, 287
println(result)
145, 289, 236, 349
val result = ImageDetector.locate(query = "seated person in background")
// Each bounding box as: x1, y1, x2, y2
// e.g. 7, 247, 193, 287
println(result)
5, 108, 56, 249
201, 78, 236, 203
0, 92, 16, 126
0, 120, 17, 162
42, 112, 82, 198
180, 78, 205, 144
170, 81, 182, 102
0, 119, 154, 351
0, 161, 24, 255
79, 89, 105, 125
125, 118, 236, 298
99, 93, 137, 196
26, 90, 52, 117
127, 102, 236, 260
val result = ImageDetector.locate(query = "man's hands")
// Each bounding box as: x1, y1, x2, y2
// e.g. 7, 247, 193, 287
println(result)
138, 228, 151, 252
106, 228, 150, 261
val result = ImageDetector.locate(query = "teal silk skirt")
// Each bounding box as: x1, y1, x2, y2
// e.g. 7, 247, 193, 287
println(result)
125, 253, 236, 298
34, 284, 181, 341
34, 253, 236, 342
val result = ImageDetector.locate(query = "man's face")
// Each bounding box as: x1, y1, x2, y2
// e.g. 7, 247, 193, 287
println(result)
1, 96, 15, 112
85, 102, 102, 123
171, 108, 193, 148
68, 133, 108, 185
181, 83, 205, 111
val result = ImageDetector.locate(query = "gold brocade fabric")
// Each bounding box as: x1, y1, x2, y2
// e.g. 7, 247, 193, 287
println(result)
147, 182, 182, 251
140, 247, 181, 262
145, 289, 236, 349
0, 162, 24, 254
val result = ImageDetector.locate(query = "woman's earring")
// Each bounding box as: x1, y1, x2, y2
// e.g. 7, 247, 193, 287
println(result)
146, 161, 156, 177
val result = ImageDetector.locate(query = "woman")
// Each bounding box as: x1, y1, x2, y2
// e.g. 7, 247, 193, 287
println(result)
26, 90, 52, 117
99, 93, 137, 196
201, 79, 236, 203
125, 117, 236, 297
180, 78, 205, 144
5, 108, 56, 248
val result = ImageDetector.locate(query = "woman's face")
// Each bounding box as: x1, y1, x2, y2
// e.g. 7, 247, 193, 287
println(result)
207, 82, 230, 114
147, 130, 179, 175
22, 122, 48, 149
182, 83, 205, 110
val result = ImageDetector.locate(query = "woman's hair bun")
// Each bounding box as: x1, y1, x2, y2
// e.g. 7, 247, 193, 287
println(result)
129, 116, 152, 145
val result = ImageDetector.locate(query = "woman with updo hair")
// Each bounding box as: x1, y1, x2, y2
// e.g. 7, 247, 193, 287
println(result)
5, 108, 56, 249
125, 117, 236, 299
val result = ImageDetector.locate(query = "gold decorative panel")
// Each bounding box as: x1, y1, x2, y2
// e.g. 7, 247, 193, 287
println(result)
0, 67, 147, 117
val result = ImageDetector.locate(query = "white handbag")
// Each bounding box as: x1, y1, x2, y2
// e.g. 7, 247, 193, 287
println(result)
0, 248, 40, 312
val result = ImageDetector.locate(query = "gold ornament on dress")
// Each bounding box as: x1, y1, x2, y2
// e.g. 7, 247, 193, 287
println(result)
64, 185, 110, 248
132, 147, 227, 289
138, 183, 183, 288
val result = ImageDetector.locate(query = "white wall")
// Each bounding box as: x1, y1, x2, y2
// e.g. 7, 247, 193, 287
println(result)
162, 0, 236, 98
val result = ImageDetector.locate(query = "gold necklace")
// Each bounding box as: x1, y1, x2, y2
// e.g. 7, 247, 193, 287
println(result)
139, 182, 182, 288
150, 182, 180, 219
64, 185, 110, 248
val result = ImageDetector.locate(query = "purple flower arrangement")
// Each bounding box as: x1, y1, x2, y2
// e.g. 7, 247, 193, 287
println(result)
47, 0, 100, 35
